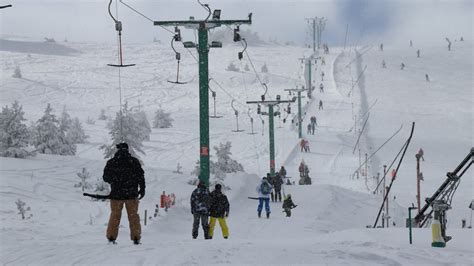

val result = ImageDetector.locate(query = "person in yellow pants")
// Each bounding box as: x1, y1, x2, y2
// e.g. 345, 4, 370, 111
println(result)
208, 184, 230, 239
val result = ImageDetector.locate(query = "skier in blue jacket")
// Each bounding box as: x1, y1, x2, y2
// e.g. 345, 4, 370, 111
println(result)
256, 174, 273, 218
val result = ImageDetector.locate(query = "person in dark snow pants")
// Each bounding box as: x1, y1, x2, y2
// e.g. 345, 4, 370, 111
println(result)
272, 173, 284, 202
190, 181, 211, 239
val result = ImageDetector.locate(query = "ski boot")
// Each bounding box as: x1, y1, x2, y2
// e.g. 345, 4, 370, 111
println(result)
133, 238, 141, 245
266, 212, 270, 219
108, 237, 117, 245
258, 211, 261, 218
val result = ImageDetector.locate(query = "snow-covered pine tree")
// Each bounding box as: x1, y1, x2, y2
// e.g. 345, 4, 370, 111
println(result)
32, 104, 76, 155
211, 141, 244, 173
100, 102, 145, 159
68, 118, 88, 144
57, 107, 76, 155
74, 167, 92, 192
133, 110, 151, 141
12, 66, 22, 78
191, 160, 200, 177
226, 62, 239, 72
98, 109, 107, 120
59, 106, 72, 134
152, 108, 173, 128
0, 101, 34, 158
212, 166, 226, 184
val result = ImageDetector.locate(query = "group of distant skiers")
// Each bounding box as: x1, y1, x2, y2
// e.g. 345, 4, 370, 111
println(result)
300, 138, 310, 152
254, 166, 297, 218
307, 115, 318, 135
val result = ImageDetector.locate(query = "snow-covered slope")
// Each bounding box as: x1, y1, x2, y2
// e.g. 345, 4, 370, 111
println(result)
0, 38, 473, 265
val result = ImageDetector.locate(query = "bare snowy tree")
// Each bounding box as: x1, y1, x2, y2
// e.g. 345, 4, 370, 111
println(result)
15, 199, 32, 220
74, 167, 93, 192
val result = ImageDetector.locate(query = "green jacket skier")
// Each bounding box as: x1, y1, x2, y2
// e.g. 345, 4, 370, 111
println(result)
282, 194, 297, 217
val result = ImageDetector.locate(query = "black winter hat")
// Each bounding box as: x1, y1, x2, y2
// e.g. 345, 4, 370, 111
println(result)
215, 184, 222, 190
116, 142, 129, 150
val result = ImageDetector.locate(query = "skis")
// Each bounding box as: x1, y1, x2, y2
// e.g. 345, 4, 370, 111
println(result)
282, 205, 298, 212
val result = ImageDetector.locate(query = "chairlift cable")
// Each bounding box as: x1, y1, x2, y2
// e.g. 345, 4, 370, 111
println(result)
184, 48, 247, 107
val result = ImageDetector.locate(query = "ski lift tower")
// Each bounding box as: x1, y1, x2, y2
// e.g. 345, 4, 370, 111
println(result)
284, 86, 307, 139
154, 10, 252, 187
247, 95, 295, 177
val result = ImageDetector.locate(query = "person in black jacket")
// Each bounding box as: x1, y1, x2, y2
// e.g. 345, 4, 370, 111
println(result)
208, 184, 230, 239
103, 143, 145, 244
272, 173, 284, 202
190, 180, 211, 239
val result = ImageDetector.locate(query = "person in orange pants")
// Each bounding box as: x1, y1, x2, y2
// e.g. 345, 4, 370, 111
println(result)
103, 143, 145, 245
208, 184, 230, 239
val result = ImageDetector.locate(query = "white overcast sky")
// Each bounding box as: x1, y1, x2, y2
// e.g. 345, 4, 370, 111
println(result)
0, 0, 472, 46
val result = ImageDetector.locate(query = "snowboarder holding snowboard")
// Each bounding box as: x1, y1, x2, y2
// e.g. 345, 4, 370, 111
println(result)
190, 181, 211, 239
282, 194, 297, 217
208, 184, 230, 239
103, 142, 145, 245
257, 175, 273, 218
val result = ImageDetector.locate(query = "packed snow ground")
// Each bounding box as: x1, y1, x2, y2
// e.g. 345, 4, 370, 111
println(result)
0, 37, 473, 265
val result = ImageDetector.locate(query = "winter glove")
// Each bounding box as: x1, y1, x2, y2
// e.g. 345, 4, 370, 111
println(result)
138, 189, 145, 200
225, 212, 229, 217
